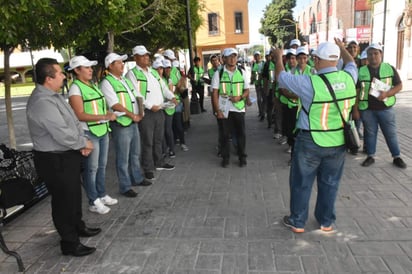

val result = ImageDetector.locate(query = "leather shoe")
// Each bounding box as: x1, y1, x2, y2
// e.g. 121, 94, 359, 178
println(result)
62, 243, 96, 257
361, 156, 375, 167
122, 189, 138, 197
221, 159, 229, 168
239, 158, 247, 167
78, 227, 102, 237
133, 179, 152, 186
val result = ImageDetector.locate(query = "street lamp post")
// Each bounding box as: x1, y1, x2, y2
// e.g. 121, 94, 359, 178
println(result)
283, 18, 298, 39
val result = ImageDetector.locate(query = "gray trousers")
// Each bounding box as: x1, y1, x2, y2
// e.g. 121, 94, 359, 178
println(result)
139, 110, 165, 173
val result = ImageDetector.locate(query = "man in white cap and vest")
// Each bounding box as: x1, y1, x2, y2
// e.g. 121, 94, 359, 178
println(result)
211, 48, 250, 168
126, 45, 177, 181
273, 38, 357, 233
355, 43, 406, 169
100, 53, 153, 198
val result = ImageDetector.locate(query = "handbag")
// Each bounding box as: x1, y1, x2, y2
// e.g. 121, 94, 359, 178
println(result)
319, 74, 361, 150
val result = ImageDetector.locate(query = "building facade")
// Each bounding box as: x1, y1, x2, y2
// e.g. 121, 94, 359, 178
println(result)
297, 0, 371, 50
194, 0, 249, 68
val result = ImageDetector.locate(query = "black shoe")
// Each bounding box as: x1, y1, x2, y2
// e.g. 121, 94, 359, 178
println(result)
239, 158, 247, 167
201, 109, 207, 112
221, 159, 229, 168
135, 179, 152, 186
393, 157, 407, 169
361, 156, 375, 167
259, 115, 264, 121
121, 189, 138, 198
156, 163, 175, 171
145, 172, 155, 180
62, 243, 96, 257
78, 227, 101, 237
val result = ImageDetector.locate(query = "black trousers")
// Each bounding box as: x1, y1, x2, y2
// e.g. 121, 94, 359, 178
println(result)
192, 84, 205, 110
218, 111, 247, 161
34, 150, 85, 246
281, 104, 298, 147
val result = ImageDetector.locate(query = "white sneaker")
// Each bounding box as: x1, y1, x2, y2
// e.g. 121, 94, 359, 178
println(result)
273, 133, 281, 139
181, 144, 189, 151
89, 198, 110, 214
100, 195, 118, 206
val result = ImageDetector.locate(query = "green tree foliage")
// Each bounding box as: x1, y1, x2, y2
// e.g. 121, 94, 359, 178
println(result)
0, 0, 202, 147
260, 0, 298, 47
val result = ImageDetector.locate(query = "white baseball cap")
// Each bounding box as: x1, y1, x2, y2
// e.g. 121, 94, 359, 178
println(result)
360, 50, 367, 60
285, 48, 297, 56
163, 49, 176, 60
312, 42, 340, 61
366, 42, 383, 52
222, 48, 238, 57
162, 59, 172, 68
152, 59, 164, 69
68, 56, 97, 71
290, 39, 301, 47
296, 46, 309, 56
172, 60, 180, 67
104, 53, 128, 68
253, 51, 261, 56
132, 45, 151, 56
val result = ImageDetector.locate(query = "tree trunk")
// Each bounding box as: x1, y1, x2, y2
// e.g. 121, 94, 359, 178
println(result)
107, 31, 114, 53
4, 47, 17, 149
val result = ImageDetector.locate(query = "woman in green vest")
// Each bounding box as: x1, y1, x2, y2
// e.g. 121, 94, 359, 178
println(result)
68, 56, 117, 215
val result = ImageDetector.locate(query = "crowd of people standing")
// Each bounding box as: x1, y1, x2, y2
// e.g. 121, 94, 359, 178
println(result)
25, 39, 407, 257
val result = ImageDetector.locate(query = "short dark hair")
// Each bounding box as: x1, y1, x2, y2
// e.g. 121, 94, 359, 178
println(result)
193, 56, 201, 62
35, 58, 59, 85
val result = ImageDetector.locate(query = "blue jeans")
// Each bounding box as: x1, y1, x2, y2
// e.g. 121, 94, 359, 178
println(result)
83, 131, 109, 205
288, 131, 346, 228
360, 108, 400, 158
111, 123, 144, 193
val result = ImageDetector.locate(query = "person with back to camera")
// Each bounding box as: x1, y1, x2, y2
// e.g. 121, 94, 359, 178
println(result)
273, 38, 358, 233
27, 58, 100, 257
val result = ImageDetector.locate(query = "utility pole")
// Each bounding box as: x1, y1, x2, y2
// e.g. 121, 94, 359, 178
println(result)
185, 0, 194, 69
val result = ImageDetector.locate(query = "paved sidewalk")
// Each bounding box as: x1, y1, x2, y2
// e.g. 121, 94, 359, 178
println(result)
0, 87, 412, 273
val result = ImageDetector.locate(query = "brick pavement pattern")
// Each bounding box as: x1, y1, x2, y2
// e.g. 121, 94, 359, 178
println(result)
0, 87, 412, 273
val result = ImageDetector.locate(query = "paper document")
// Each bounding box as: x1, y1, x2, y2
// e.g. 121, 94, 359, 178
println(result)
114, 111, 126, 117
218, 95, 230, 118
370, 77, 391, 101
161, 102, 176, 109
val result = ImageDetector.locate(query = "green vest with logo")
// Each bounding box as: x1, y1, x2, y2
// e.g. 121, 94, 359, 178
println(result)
103, 74, 137, 127
219, 68, 245, 110
358, 63, 395, 110
73, 80, 109, 137
308, 71, 357, 147
131, 67, 161, 99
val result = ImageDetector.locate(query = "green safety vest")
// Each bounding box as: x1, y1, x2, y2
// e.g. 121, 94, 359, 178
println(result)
162, 77, 177, 116
358, 63, 395, 110
252, 61, 263, 85
73, 79, 109, 137
103, 74, 137, 127
194, 66, 204, 85
279, 66, 301, 108
208, 67, 218, 80
170, 66, 181, 86
219, 68, 245, 110
307, 71, 357, 147
131, 67, 162, 99
268, 61, 276, 89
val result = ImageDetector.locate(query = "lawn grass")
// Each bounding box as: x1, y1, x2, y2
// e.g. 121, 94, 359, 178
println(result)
0, 83, 35, 98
